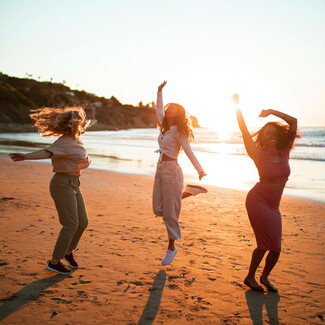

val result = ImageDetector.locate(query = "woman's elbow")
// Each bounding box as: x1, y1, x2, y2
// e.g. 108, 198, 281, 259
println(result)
43, 149, 53, 158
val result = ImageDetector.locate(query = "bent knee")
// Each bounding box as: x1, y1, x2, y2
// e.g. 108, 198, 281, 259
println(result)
78, 219, 88, 230
62, 224, 79, 233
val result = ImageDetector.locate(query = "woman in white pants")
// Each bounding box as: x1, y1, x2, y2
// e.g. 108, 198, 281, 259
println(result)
153, 81, 206, 265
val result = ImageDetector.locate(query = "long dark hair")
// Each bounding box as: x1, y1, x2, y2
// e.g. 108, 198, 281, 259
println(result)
254, 121, 300, 151
159, 103, 194, 142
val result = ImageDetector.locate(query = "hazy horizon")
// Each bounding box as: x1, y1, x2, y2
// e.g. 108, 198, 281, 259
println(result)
1, 0, 324, 128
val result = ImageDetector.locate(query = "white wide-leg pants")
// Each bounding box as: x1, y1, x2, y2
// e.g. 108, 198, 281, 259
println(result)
152, 161, 184, 240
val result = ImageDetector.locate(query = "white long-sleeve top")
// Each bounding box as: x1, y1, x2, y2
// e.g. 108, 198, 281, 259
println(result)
156, 91, 204, 174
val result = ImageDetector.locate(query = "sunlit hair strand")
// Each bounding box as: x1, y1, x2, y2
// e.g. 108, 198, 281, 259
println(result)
29, 106, 91, 138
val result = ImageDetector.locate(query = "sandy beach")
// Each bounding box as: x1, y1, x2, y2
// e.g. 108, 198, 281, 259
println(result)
0, 153, 324, 324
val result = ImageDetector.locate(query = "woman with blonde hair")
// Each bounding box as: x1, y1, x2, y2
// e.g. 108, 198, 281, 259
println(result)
10, 106, 91, 274
233, 94, 299, 292
153, 81, 206, 265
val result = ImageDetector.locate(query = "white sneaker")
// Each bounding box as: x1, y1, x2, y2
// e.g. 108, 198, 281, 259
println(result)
161, 247, 177, 265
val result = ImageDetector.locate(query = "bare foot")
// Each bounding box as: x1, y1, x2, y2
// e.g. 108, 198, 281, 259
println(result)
260, 276, 278, 292
244, 276, 264, 292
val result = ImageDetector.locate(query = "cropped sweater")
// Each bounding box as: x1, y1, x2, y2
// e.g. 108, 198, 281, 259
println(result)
45, 135, 90, 173
156, 91, 204, 174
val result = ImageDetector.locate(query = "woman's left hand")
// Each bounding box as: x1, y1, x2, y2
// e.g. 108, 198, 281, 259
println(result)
259, 109, 272, 118
199, 172, 207, 180
158, 80, 167, 92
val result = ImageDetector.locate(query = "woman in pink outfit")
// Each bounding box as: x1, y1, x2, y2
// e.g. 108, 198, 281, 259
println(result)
233, 94, 299, 292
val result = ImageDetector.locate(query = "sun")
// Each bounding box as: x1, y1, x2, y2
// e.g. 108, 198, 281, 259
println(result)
198, 97, 238, 140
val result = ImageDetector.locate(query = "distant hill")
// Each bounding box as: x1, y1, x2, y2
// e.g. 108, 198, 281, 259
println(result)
0, 73, 200, 132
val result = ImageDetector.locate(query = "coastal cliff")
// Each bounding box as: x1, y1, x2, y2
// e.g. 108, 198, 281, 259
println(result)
0, 73, 199, 132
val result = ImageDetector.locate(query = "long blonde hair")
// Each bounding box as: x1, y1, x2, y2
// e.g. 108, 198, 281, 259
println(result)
29, 106, 90, 138
160, 103, 194, 142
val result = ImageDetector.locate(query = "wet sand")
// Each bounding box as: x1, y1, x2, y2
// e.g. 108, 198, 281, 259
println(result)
0, 153, 324, 324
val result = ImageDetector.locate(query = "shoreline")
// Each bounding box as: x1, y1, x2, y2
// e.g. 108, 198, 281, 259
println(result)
0, 152, 323, 205
0, 155, 324, 323
1, 126, 324, 203
0, 123, 158, 133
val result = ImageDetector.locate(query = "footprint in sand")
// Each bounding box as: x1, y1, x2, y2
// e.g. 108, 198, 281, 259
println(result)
41, 290, 56, 294
50, 311, 58, 319
184, 278, 195, 287
50, 297, 71, 303
190, 305, 209, 312
130, 281, 145, 286
123, 285, 130, 293
200, 267, 215, 272
79, 280, 92, 284
77, 290, 88, 298
230, 281, 244, 288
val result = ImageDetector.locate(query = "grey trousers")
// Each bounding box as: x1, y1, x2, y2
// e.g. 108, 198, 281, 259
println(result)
152, 161, 184, 240
50, 173, 88, 260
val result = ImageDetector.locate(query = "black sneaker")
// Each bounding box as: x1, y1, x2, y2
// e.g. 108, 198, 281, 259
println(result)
64, 253, 79, 268
46, 261, 71, 274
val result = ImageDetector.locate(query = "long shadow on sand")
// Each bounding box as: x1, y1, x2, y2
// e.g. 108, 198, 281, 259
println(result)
138, 270, 166, 325
245, 290, 280, 325
0, 273, 70, 321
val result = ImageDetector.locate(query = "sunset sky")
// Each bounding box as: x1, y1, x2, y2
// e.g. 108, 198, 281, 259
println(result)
0, 0, 324, 128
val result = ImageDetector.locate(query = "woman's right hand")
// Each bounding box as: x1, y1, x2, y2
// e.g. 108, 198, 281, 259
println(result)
9, 153, 26, 161
231, 93, 239, 106
158, 80, 167, 92
199, 171, 207, 180
259, 109, 272, 118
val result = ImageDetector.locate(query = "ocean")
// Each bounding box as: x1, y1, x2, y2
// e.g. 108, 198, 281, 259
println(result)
0, 127, 324, 202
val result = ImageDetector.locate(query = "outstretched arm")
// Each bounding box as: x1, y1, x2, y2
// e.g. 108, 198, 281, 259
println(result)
156, 81, 167, 125
10, 149, 52, 161
178, 134, 206, 180
260, 109, 297, 145
232, 94, 260, 164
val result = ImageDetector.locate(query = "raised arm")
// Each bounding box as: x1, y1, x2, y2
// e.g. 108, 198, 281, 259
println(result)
156, 81, 167, 125
232, 94, 260, 164
259, 109, 297, 145
9, 149, 52, 162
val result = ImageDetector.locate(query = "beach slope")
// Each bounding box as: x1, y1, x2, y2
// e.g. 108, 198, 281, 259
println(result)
0, 154, 324, 324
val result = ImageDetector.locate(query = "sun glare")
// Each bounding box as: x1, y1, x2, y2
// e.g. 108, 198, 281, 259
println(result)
183, 62, 274, 132
199, 97, 238, 140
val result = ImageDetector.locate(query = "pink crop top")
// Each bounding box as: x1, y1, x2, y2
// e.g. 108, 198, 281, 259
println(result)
45, 135, 91, 173
256, 148, 291, 183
